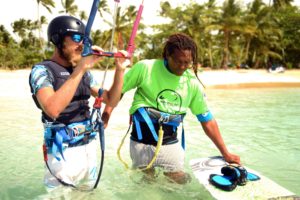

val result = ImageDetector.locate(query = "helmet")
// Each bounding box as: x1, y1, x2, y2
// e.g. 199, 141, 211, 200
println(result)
47, 15, 85, 46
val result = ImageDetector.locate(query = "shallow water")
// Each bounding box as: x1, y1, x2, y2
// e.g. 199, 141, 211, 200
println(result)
0, 70, 299, 200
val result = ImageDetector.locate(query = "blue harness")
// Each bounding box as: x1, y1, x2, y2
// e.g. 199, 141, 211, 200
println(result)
44, 120, 97, 161
132, 107, 186, 149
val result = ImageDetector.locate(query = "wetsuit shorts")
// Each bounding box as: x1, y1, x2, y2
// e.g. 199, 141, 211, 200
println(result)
44, 139, 98, 188
130, 139, 184, 172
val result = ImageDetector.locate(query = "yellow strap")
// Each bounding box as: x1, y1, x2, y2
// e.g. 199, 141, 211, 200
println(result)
117, 130, 130, 169
117, 124, 164, 171
145, 124, 164, 170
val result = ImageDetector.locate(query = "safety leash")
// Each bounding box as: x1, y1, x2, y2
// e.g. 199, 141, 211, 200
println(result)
101, 0, 121, 89
43, 144, 77, 189
144, 123, 164, 170
117, 121, 132, 169
117, 122, 164, 170
83, 0, 105, 190
90, 89, 105, 189
82, 0, 144, 186
117, 108, 183, 171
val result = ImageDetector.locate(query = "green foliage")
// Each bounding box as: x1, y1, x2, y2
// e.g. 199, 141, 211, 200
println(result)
60, 0, 78, 15
274, 6, 300, 67
0, 0, 299, 69
0, 44, 24, 69
286, 62, 293, 69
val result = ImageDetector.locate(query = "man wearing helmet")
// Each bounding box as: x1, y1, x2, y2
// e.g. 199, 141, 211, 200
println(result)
29, 15, 129, 189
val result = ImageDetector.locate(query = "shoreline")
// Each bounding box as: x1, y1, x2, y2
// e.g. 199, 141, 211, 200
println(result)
1, 69, 300, 92
205, 82, 300, 89
197, 69, 300, 89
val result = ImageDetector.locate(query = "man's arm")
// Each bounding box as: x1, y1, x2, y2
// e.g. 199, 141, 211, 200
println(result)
100, 52, 130, 107
201, 119, 241, 164
101, 106, 114, 128
36, 47, 103, 120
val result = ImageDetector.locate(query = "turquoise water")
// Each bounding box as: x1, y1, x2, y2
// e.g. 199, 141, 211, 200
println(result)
0, 71, 299, 199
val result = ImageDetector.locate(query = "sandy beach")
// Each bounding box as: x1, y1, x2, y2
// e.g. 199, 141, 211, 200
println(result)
197, 69, 300, 89
1, 69, 300, 97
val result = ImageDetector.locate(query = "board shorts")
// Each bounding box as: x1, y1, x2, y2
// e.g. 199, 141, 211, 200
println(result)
130, 139, 185, 172
44, 139, 98, 189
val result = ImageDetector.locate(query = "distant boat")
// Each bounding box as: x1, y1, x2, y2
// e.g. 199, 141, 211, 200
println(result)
268, 66, 285, 73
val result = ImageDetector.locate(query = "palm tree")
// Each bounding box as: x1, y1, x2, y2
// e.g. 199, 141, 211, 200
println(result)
100, 5, 142, 52
60, 0, 78, 15
35, 0, 55, 18
12, 19, 38, 48
78, 10, 87, 21
98, 0, 110, 18
274, 6, 300, 67
238, 0, 266, 66
35, 0, 55, 56
199, 0, 221, 68
217, 0, 243, 69
35, 0, 55, 35
12, 19, 31, 39
0, 25, 14, 46
35, 0, 55, 19
246, 1, 282, 68
154, 1, 203, 46
178, 3, 206, 63
272, 0, 293, 9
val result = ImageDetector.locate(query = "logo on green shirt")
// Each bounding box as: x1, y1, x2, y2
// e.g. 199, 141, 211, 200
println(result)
156, 89, 182, 113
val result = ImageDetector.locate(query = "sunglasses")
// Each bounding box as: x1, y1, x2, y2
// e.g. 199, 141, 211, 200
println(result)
70, 33, 84, 43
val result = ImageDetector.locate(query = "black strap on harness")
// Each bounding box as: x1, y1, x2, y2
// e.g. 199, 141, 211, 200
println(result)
132, 107, 186, 148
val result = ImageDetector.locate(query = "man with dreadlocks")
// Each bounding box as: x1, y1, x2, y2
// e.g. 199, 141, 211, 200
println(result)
102, 33, 240, 184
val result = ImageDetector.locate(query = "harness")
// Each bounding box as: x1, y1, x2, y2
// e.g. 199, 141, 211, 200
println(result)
117, 107, 186, 170
42, 89, 105, 190
132, 107, 186, 148
42, 120, 97, 189
43, 120, 97, 161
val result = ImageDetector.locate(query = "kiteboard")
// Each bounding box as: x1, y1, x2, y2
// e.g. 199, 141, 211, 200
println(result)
190, 156, 297, 200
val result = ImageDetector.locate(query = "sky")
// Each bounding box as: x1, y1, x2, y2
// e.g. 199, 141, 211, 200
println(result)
1, 0, 299, 40
0, 0, 201, 39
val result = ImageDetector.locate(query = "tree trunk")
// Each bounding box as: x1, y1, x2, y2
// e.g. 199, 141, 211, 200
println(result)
220, 29, 229, 69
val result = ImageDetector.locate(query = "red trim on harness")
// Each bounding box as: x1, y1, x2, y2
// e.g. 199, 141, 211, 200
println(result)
93, 97, 103, 109
43, 143, 48, 161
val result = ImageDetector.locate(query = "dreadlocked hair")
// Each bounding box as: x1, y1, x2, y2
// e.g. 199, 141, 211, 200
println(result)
162, 33, 205, 88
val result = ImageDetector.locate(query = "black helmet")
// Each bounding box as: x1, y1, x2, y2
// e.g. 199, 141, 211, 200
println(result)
47, 15, 85, 46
